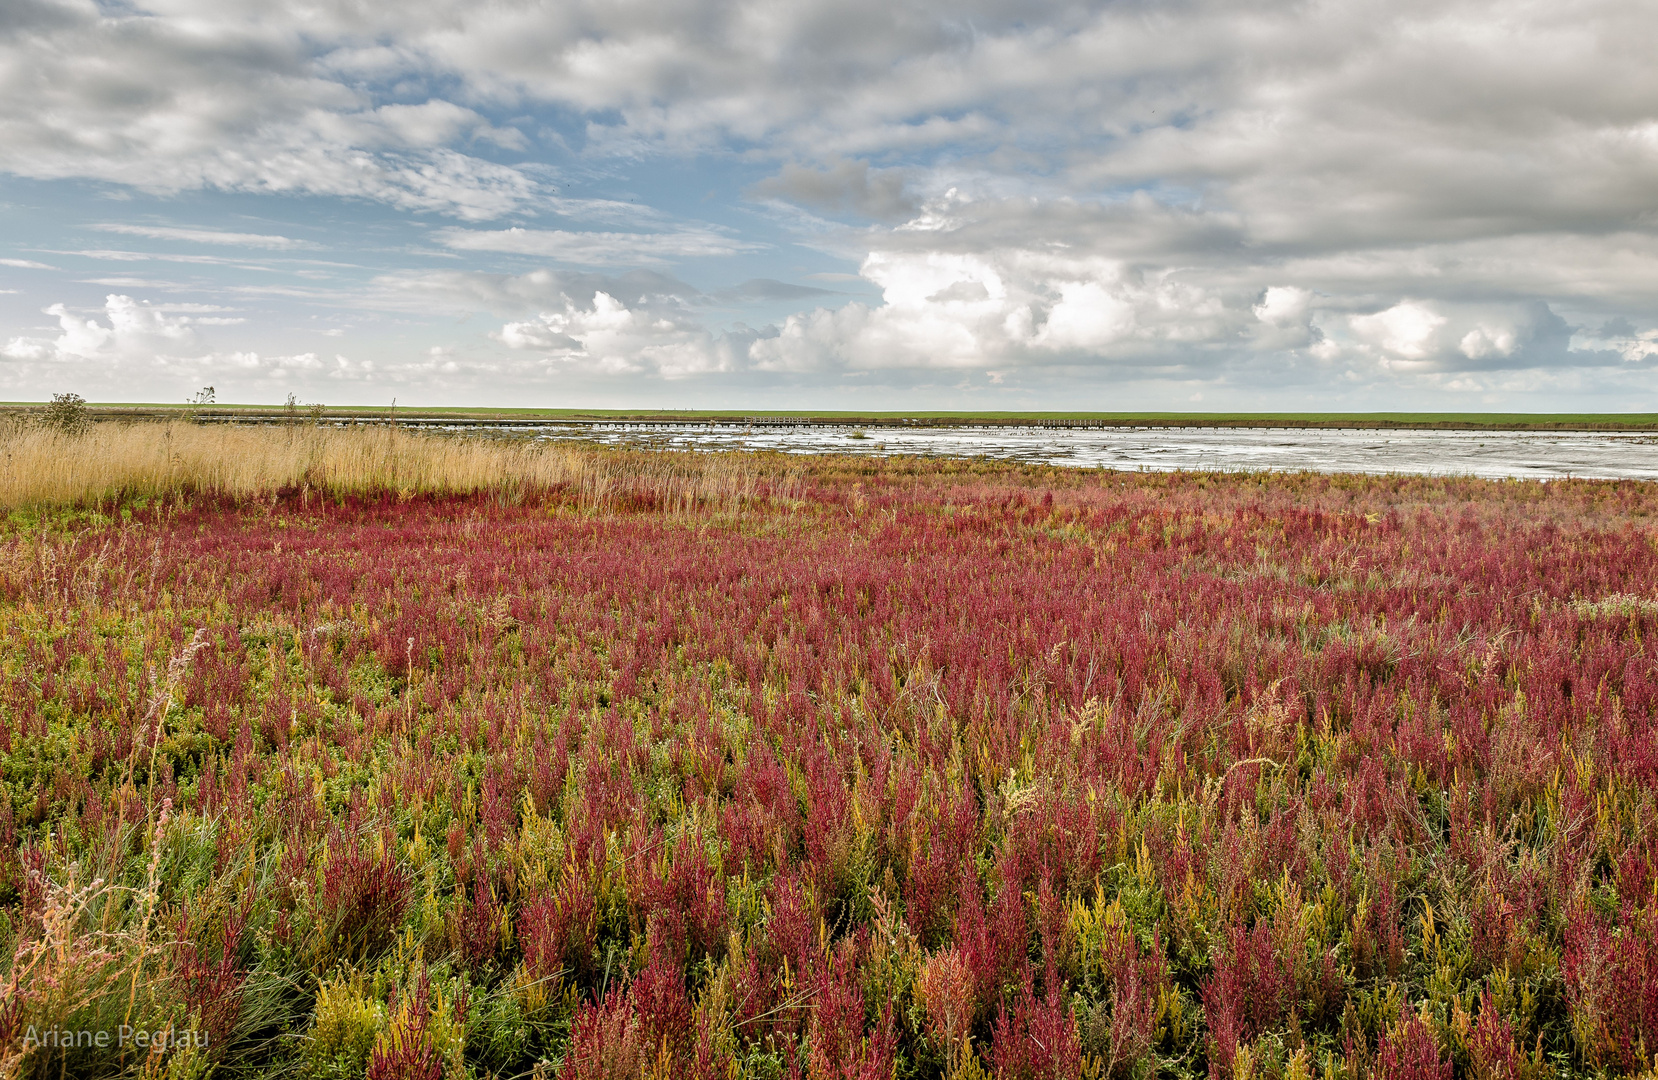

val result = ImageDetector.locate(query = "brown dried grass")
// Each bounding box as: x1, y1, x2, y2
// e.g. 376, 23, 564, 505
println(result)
0, 421, 789, 511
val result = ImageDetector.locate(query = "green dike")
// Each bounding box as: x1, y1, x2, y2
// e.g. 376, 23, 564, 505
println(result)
7, 402, 1658, 430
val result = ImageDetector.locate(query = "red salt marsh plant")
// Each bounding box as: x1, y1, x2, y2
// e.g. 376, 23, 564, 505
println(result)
5, 435, 1658, 1077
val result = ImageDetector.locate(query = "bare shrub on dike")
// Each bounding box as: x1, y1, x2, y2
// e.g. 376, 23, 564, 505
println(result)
186, 386, 216, 425
41, 392, 90, 437
287, 394, 328, 426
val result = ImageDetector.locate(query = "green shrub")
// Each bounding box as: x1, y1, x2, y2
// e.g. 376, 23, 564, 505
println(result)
301, 974, 384, 1080
41, 392, 89, 436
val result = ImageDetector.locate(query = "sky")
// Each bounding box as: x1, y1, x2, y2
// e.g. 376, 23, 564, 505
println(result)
1, 0, 1655, 411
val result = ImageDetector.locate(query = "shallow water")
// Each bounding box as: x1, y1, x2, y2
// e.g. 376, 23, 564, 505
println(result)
517, 423, 1658, 480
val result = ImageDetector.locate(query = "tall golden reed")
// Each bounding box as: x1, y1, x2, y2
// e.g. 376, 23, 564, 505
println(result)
0, 421, 784, 511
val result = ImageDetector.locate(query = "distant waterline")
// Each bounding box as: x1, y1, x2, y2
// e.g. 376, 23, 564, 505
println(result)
505, 424, 1658, 481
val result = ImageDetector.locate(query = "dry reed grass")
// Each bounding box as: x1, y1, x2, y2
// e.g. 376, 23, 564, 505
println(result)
0, 421, 789, 511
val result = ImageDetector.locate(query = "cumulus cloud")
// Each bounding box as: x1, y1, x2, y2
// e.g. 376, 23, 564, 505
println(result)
1349, 302, 1448, 365
1578, 319, 1658, 364
1304, 299, 1612, 376
1458, 324, 1517, 362
493, 292, 736, 377
1253, 287, 1312, 330
439, 239, 1656, 393
1248, 286, 1318, 351
2, 295, 201, 364
469, 247, 1249, 379
747, 248, 1246, 373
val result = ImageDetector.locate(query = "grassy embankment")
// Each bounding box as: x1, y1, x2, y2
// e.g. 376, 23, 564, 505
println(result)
9, 403, 1658, 431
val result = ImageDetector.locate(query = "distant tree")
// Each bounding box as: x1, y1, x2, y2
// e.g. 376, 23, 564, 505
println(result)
42, 392, 89, 436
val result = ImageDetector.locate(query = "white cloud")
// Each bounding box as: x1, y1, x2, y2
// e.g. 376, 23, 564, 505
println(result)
0, 0, 1655, 404
1039, 282, 1136, 351
751, 158, 916, 221
3, 0, 1654, 253
1459, 325, 1518, 361
1569, 319, 1658, 365
329, 355, 376, 380
438, 226, 763, 264
1253, 287, 1313, 330
350, 102, 527, 152
748, 248, 1238, 372
79, 277, 190, 289
368, 267, 701, 315
493, 292, 731, 377
222, 351, 326, 373
0, 259, 56, 270
1349, 302, 1448, 363
1620, 335, 1658, 363
1247, 286, 1319, 351
2, 295, 202, 364
452, 245, 1241, 381
90, 225, 306, 249
61, 250, 265, 267
1309, 299, 1594, 374
0, 3, 540, 219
